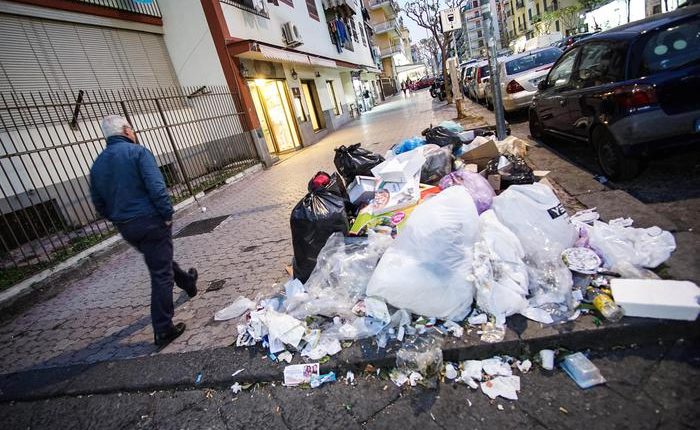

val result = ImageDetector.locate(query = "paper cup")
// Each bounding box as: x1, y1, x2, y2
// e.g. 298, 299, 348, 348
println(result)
540, 349, 555, 370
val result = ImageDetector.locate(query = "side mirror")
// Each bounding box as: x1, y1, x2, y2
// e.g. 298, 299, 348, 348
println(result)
538, 80, 548, 91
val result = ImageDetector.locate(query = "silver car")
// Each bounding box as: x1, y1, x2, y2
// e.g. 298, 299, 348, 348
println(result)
485, 47, 562, 112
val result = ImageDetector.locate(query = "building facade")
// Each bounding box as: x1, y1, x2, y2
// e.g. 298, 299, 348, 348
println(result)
363, 0, 409, 96
456, 0, 511, 61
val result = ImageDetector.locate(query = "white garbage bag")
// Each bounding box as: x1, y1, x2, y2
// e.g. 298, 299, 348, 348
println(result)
586, 220, 676, 269
366, 186, 479, 321
491, 183, 577, 304
472, 210, 529, 325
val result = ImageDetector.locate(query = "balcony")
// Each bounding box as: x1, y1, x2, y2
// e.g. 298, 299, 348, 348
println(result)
373, 19, 400, 37
220, 0, 269, 18
379, 44, 404, 58
73, 0, 161, 17
368, 0, 400, 18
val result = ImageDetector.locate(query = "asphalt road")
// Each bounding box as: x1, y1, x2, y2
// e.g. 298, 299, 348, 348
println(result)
1, 340, 697, 429
504, 109, 700, 232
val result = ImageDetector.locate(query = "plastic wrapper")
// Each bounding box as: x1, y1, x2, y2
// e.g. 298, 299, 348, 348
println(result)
439, 170, 495, 214
334, 143, 384, 183
420, 144, 453, 185
421, 125, 463, 147
286, 232, 393, 319
560, 352, 606, 389
472, 210, 530, 326
585, 220, 676, 269
214, 296, 256, 321
438, 120, 464, 133
491, 184, 577, 305
396, 335, 444, 386
485, 154, 534, 188
393, 136, 426, 155
290, 172, 349, 283
366, 186, 479, 321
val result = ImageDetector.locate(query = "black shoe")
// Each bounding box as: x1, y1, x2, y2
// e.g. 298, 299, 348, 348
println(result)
186, 268, 198, 298
154, 322, 186, 347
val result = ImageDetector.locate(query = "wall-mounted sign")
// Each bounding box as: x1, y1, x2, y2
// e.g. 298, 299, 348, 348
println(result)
440, 8, 462, 33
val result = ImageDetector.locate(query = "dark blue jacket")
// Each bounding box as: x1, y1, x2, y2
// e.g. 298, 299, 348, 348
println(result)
90, 135, 173, 223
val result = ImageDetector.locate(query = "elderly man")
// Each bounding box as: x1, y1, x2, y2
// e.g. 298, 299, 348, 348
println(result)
90, 115, 198, 348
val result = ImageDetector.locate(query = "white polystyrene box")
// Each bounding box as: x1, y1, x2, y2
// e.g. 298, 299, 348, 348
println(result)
610, 279, 700, 321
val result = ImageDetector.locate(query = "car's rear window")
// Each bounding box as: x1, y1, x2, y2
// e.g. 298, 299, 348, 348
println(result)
479, 65, 490, 78
632, 20, 700, 77
505, 48, 562, 75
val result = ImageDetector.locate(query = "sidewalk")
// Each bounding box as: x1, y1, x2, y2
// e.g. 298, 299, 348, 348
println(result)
0, 91, 458, 375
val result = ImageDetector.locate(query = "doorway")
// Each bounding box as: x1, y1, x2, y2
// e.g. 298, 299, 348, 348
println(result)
301, 80, 325, 132
248, 79, 301, 154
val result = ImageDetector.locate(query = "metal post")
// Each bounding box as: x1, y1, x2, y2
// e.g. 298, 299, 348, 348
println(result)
154, 98, 196, 199
484, 6, 507, 140
69, 90, 84, 130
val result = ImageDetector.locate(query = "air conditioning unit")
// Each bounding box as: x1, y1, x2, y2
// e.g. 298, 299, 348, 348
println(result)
282, 22, 303, 47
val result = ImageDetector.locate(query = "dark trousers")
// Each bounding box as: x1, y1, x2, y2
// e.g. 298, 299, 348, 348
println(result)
117, 215, 195, 335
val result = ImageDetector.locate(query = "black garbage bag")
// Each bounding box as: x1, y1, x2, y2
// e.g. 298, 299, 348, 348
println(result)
421, 125, 462, 148
485, 154, 535, 188
291, 172, 350, 283
421, 144, 453, 185
334, 143, 384, 183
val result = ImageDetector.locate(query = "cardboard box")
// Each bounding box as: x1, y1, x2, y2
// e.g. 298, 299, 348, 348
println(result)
459, 139, 499, 171
610, 279, 700, 321
347, 175, 378, 205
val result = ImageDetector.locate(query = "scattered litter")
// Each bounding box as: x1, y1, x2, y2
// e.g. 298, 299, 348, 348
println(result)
194, 372, 203, 385
497, 404, 504, 411
310, 372, 337, 388
346, 371, 355, 384
443, 321, 464, 338
560, 352, 606, 389
390, 369, 410, 387
482, 357, 513, 377
231, 369, 244, 378
277, 351, 294, 364
559, 406, 569, 414
516, 359, 532, 373
610, 279, 700, 321
284, 363, 320, 387
214, 296, 255, 321
540, 350, 555, 371
467, 313, 488, 325
444, 363, 459, 380
467, 398, 472, 407
481, 376, 520, 400
230, 382, 242, 394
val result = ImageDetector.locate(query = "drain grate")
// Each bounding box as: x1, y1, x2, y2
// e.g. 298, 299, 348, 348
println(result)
174, 215, 229, 238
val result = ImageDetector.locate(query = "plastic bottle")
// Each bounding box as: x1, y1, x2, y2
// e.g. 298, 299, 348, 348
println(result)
587, 287, 624, 322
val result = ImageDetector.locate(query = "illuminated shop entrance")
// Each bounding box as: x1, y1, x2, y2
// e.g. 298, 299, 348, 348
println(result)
248, 79, 301, 154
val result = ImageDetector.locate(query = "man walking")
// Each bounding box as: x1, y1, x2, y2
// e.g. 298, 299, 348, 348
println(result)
90, 115, 198, 348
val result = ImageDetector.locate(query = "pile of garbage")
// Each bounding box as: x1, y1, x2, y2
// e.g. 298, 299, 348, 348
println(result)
216, 120, 688, 392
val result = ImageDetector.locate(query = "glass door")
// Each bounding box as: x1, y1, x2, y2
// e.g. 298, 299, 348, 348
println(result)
248, 79, 301, 154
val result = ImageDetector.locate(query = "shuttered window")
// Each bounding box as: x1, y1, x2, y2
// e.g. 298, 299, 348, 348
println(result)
306, 0, 319, 20
0, 14, 178, 93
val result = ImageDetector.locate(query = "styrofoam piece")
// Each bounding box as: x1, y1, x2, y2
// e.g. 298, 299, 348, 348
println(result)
610, 279, 700, 321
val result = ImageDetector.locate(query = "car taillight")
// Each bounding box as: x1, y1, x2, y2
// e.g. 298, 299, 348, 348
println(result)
506, 80, 525, 94
613, 84, 658, 110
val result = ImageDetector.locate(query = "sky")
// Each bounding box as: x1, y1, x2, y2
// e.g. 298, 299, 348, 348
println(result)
397, 0, 438, 45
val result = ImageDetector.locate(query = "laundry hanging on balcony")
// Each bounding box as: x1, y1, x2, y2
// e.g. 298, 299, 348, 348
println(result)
329, 19, 349, 53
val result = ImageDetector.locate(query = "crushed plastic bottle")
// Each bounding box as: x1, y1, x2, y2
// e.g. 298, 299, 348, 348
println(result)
587, 287, 624, 322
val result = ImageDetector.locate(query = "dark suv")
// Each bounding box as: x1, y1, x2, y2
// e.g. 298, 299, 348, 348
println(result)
529, 5, 700, 179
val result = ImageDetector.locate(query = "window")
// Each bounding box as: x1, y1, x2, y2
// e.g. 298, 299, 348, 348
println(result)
536, 3, 540, 15
528, 9, 532, 20
574, 43, 625, 88
505, 48, 562, 75
326, 80, 342, 115
546, 47, 579, 88
305, 0, 318, 20
631, 20, 700, 78
555, 20, 560, 32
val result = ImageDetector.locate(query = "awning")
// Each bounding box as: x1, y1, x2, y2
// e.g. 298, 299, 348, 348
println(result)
309, 57, 337, 68
258, 44, 311, 65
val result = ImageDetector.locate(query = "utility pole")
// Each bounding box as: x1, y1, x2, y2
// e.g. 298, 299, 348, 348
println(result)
484, 3, 507, 140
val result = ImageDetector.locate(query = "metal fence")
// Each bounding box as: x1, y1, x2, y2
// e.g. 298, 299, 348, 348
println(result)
0, 86, 260, 287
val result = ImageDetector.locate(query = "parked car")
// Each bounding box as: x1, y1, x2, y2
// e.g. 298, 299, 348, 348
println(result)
410, 76, 434, 90
529, 5, 700, 180
552, 32, 598, 51
459, 59, 478, 96
467, 60, 491, 103
484, 47, 562, 113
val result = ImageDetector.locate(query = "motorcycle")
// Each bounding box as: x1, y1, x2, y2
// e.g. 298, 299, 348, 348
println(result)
429, 76, 446, 101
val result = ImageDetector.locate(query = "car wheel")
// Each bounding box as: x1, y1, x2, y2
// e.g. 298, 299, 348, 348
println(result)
593, 127, 644, 180
528, 109, 543, 139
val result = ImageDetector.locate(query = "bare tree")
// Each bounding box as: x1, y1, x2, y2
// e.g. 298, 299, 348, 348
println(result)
418, 37, 440, 75
402, 0, 468, 105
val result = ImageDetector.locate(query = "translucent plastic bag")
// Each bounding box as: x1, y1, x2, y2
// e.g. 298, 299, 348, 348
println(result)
473, 210, 529, 325
396, 335, 444, 387
586, 221, 676, 269
366, 186, 479, 321
439, 170, 495, 214
286, 232, 393, 319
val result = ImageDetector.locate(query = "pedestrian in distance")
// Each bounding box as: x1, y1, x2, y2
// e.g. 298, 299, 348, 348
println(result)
90, 115, 198, 348
401, 81, 407, 96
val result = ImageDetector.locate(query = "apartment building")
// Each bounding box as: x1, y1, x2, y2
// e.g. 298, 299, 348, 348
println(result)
0, 0, 381, 271
456, 0, 511, 61
363, 0, 408, 95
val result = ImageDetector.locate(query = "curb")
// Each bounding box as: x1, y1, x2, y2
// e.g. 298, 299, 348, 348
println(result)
0, 163, 263, 310
1, 315, 697, 402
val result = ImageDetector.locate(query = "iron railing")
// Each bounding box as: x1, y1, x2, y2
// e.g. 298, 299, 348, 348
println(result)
0, 86, 260, 289
71, 0, 161, 17
220, 0, 270, 18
